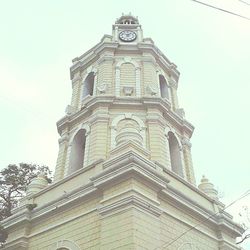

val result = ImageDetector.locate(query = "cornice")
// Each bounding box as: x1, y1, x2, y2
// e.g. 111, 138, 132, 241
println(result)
91, 150, 169, 191
57, 96, 194, 137
161, 164, 223, 206
98, 195, 163, 218
1, 210, 30, 230
217, 214, 245, 237
160, 186, 244, 238
137, 42, 180, 82
69, 35, 180, 83
30, 184, 98, 222
70, 40, 118, 79
31, 158, 103, 198
3, 236, 28, 250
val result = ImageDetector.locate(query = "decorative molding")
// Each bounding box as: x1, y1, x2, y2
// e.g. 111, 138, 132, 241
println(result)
65, 105, 76, 115
147, 85, 158, 96
57, 96, 194, 138
3, 236, 29, 250
182, 137, 192, 148
65, 122, 91, 176
115, 58, 141, 97
123, 86, 134, 96
92, 150, 169, 190
58, 134, 69, 144
176, 108, 185, 118
178, 242, 200, 250
68, 123, 90, 145
97, 83, 108, 94
48, 239, 81, 250
164, 126, 183, 150
111, 113, 146, 149
98, 195, 163, 218
159, 185, 243, 238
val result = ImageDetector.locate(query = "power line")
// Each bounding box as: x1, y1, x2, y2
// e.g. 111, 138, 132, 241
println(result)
239, 0, 250, 6
190, 0, 250, 21
154, 190, 250, 250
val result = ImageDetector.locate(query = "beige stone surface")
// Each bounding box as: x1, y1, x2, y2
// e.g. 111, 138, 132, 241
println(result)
2, 14, 243, 250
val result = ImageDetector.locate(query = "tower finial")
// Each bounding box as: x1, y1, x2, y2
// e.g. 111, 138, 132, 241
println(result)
198, 175, 218, 200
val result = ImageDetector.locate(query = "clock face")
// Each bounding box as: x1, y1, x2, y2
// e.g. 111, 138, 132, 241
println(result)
119, 30, 137, 42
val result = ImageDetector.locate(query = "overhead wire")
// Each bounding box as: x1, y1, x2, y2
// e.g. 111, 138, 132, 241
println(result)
238, 0, 250, 6
190, 0, 250, 20
154, 190, 250, 249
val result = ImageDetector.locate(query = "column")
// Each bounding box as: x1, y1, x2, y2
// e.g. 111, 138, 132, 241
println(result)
135, 66, 141, 97
182, 138, 196, 185
169, 80, 179, 110
54, 133, 69, 182
92, 71, 98, 97
71, 73, 81, 110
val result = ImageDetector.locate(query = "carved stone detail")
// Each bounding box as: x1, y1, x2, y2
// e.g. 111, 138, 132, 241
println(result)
97, 83, 108, 94
123, 86, 134, 96
147, 85, 158, 95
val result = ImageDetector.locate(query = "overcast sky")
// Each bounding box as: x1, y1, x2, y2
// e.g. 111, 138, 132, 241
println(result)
0, 0, 249, 247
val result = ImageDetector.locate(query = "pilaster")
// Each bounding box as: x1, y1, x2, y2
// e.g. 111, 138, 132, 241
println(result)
54, 132, 69, 182
182, 138, 196, 185
147, 109, 169, 167
169, 80, 179, 110
135, 66, 141, 97
115, 66, 120, 96
71, 72, 82, 110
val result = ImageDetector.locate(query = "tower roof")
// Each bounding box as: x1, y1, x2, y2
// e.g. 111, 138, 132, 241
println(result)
115, 13, 139, 25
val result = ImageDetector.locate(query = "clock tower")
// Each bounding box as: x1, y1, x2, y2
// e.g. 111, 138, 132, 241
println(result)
2, 14, 243, 250
113, 14, 143, 43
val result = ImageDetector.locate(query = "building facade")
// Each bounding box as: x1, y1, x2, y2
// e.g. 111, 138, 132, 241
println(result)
2, 14, 243, 250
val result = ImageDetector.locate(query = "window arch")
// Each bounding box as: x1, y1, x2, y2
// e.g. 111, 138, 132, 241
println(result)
159, 74, 169, 99
69, 129, 87, 173
115, 59, 141, 97
48, 240, 81, 250
178, 242, 200, 250
82, 72, 95, 98
168, 131, 183, 177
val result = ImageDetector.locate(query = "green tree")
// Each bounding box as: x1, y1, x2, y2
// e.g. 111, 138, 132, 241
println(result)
0, 163, 52, 221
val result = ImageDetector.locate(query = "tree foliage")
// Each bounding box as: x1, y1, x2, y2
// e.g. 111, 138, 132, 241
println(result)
0, 163, 52, 221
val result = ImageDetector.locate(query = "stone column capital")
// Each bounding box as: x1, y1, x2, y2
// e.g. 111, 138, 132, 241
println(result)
182, 138, 192, 148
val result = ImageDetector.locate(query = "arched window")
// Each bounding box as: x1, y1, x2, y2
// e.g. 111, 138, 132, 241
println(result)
168, 132, 183, 177
159, 75, 169, 99
82, 72, 95, 98
69, 129, 86, 173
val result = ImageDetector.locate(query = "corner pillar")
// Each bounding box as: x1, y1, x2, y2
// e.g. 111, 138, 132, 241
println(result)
182, 138, 196, 185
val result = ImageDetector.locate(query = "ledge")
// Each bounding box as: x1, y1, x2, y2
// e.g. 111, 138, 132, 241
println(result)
57, 96, 194, 136
98, 195, 163, 218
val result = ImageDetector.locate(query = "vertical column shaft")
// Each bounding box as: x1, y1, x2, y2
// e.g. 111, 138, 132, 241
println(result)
135, 67, 141, 97
115, 66, 120, 96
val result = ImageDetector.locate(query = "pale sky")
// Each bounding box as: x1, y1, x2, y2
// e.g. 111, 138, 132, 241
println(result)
0, 0, 250, 247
